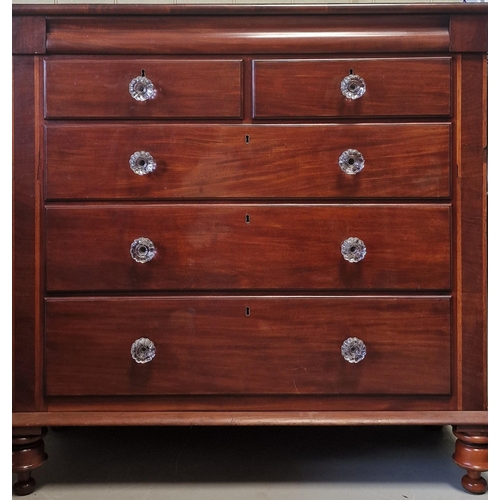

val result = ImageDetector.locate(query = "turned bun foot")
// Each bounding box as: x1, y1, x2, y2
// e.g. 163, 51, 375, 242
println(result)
461, 470, 488, 495
12, 427, 48, 496
453, 426, 488, 495
12, 472, 36, 496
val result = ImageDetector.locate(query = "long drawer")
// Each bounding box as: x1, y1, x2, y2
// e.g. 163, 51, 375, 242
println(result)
45, 123, 451, 200
253, 57, 451, 118
45, 296, 451, 397
45, 204, 451, 291
44, 58, 243, 119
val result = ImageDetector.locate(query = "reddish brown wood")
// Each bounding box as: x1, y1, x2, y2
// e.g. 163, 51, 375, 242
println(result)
44, 15, 449, 55
45, 296, 451, 397
45, 204, 451, 291
458, 55, 488, 411
253, 58, 451, 118
12, 17, 46, 55
453, 426, 488, 494
44, 58, 243, 119
45, 123, 451, 200
450, 15, 487, 53
12, 5, 488, 495
12, 427, 48, 496
13, 57, 39, 412
13, 411, 487, 428
13, 4, 488, 17
43, 395, 456, 413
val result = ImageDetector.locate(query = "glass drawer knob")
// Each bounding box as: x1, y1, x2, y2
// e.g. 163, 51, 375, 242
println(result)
130, 237, 156, 263
340, 74, 366, 100
341, 337, 366, 363
341, 237, 366, 263
131, 337, 156, 364
129, 75, 155, 101
130, 151, 156, 176
339, 149, 365, 175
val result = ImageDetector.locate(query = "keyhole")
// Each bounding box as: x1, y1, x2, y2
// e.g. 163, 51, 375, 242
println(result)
349, 68, 354, 75
245, 135, 250, 144
245, 307, 251, 316
141, 69, 146, 77
245, 214, 250, 224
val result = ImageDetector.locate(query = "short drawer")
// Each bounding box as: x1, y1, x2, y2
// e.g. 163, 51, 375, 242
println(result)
44, 58, 243, 119
45, 123, 451, 200
253, 57, 451, 118
45, 297, 451, 397
45, 204, 451, 291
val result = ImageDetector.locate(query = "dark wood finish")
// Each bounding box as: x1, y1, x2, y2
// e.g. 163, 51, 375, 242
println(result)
43, 395, 456, 413
13, 4, 488, 16
45, 204, 451, 291
458, 55, 488, 411
253, 58, 451, 118
45, 15, 449, 55
45, 123, 451, 200
12, 427, 48, 496
45, 296, 451, 396
44, 58, 243, 119
453, 426, 488, 494
13, 411, 487, 428
13, 57, 39, 412
450, 15, 488, 53
12, 5, 488, 495
12, 17, 46, 55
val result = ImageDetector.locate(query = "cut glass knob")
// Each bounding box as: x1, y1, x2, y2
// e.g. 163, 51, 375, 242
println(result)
131, 337, 156, 364
339, 149, 365, 175
340, 74, 366, 100
130, 237, 156, 263
130, 151, 156, 176
341, 237, 366, 263
129, 75, 155, 101
341, 337, 367, 363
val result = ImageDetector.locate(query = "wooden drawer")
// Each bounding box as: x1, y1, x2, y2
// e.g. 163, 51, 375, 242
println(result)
45, 296, 451, 397
45, 204, 451, 291
44, 58, 243, 119
45, 123, 451, 200
253, 57, 451, 118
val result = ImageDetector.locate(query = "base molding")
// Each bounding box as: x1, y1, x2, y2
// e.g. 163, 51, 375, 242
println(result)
13, 410, 487, 427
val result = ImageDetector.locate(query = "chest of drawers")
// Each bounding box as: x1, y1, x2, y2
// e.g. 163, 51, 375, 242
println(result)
12, 4, 488, 495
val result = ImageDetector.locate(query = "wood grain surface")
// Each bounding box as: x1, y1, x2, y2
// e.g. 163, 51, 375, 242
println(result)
45, 204, 451, 291
45, 123, 451, 200
45, 296, 451, 397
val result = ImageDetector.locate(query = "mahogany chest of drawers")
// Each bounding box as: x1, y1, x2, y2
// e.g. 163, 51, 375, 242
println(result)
12, 4, 488, 495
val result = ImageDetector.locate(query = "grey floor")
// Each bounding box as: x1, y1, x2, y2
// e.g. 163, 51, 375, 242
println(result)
12, 425, 488, 499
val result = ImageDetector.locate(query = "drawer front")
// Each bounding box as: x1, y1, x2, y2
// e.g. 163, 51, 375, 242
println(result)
45, 123, 451, 200
253, 58, 451, 118
45, 297, 451, 397
45, 204, 451, 291
44, 59, 243, 119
